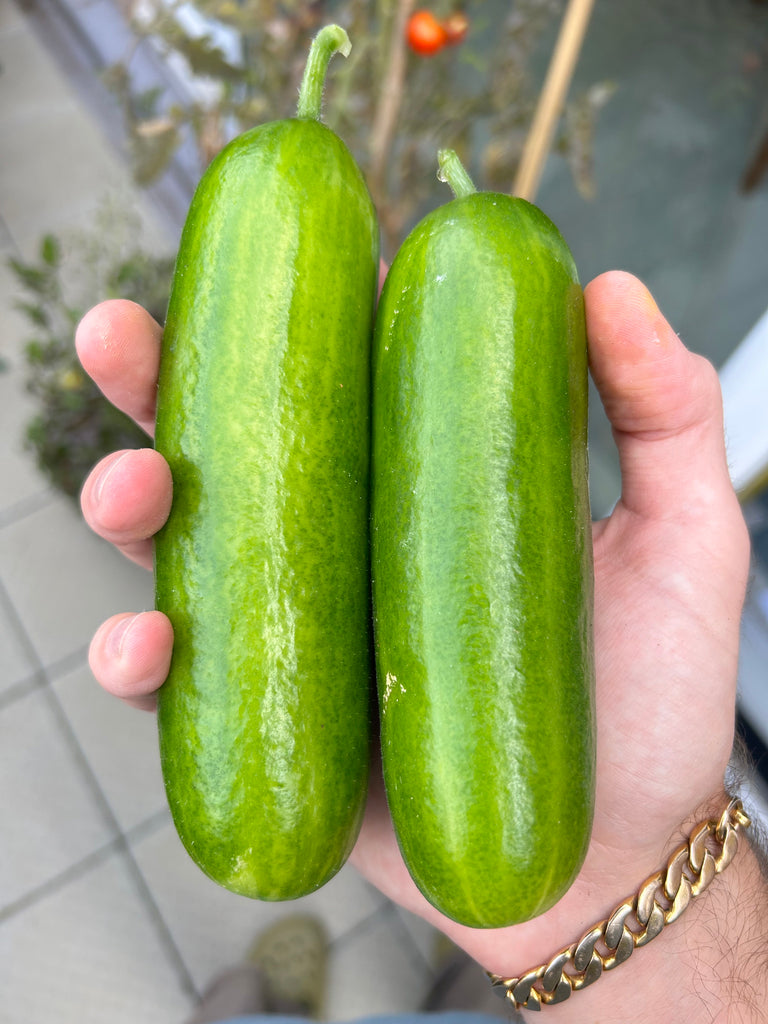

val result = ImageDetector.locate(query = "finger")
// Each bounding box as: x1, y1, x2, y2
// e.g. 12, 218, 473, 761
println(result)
75, 300, 163, 436
89, 611, 173, 711
80, 448, 172, 570
585, 271, 738, 522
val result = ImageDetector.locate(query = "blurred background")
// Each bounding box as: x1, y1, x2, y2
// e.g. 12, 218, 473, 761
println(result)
1, 0, 767, 1021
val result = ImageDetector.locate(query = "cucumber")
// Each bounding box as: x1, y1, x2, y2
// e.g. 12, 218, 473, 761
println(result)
371, 150, 595, 928
154, 26, 378, 900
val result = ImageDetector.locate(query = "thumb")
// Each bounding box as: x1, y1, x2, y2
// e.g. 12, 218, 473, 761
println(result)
585, 270, 736, 522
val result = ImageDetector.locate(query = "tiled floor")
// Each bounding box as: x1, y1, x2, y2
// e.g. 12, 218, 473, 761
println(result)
0, 5, 449, 1022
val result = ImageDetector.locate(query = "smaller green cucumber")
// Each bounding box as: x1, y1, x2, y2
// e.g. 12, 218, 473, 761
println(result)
371, 150, 595, 928
154, 26, 378, 902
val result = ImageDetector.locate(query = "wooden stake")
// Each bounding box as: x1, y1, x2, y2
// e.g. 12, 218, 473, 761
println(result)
514, 0, 596, 202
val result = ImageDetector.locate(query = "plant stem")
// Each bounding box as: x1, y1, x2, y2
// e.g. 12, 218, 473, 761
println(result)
297, 24, 352, 120
437, 149, 477, 198
368, 0, 415, 203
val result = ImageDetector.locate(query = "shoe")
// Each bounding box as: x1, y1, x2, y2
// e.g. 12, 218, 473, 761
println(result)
185, 914, 328, 1024
249, 914, 329, 1019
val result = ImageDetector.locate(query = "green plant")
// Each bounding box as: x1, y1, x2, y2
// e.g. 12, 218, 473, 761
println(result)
108, 0, 606, 254
9, 209, 174, 499
13, 4, 610, 500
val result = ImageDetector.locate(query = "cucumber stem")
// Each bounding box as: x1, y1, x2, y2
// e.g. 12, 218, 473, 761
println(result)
297, 25, 351, 120
437, 149, 477, 198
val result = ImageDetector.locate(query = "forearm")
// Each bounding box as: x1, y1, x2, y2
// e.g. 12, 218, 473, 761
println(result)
492, 792, 768, 1023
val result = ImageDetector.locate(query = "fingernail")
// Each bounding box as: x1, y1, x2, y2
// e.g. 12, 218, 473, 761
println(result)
93, 451, 129, 506
107, 613, 139, 660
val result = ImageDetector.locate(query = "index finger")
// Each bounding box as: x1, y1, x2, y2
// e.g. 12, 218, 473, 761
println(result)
76, 299, 163, 437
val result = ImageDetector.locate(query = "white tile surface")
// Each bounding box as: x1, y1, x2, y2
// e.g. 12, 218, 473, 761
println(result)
54, 660, 167, 833
132, 818, 387, 995
0, 687, 114, 909
0, 496, 153, 668
326, 910, 431, 1021
0, 849, 194, 1024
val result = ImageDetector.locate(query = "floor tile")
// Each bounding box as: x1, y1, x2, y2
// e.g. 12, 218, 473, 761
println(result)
0, 848, 193, 1024
132, 818, 386, 995
326, 909, 431, 1021
54, 660, 167, 833
0, 686, 114, 910
0, 495, 153, 668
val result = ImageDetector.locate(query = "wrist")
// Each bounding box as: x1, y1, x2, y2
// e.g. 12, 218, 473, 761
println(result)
489, 794, 768, 1023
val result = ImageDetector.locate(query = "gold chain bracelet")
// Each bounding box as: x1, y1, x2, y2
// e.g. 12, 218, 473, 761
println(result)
488, 798, 751, 1012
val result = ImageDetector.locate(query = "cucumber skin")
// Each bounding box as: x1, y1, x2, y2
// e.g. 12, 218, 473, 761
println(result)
371, 193, 595, 928
155, 118, 378, 901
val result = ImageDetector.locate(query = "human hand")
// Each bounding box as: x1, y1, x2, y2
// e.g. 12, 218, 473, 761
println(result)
77, 272, 758, 1019
348, 270, 754, 984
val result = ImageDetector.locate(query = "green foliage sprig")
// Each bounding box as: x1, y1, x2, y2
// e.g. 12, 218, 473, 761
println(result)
108, 0, 609, 253
9, 208, 174, 498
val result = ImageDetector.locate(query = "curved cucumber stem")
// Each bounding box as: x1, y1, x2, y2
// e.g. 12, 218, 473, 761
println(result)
437, 149, 477, 199
297, 24, 351, 120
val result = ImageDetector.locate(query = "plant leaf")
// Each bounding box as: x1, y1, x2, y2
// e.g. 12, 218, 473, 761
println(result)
40, 234, 61, 267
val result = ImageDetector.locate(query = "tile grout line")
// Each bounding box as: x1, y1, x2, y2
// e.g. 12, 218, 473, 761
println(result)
0, 573, 45, 677
329, 900, 395, 954
0, 489, 60, 533
0, 806, 171, 926
43, 680, 202, 1001
387, 907, 440, 979
330, 897, 436, 980
0, 670, 47, 713
0, 835, 123, 927
0, 565, 201, 1000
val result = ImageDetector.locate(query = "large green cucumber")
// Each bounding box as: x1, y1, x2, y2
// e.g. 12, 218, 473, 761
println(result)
154, 26, 378, 900
371, 151, 595, 928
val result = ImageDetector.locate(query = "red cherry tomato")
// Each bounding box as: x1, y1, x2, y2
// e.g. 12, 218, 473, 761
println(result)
406, 10, 449, 56
443, 12, 469, 45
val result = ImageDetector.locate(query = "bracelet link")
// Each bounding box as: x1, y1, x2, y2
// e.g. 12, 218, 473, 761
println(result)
488, 798, 750, 1011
